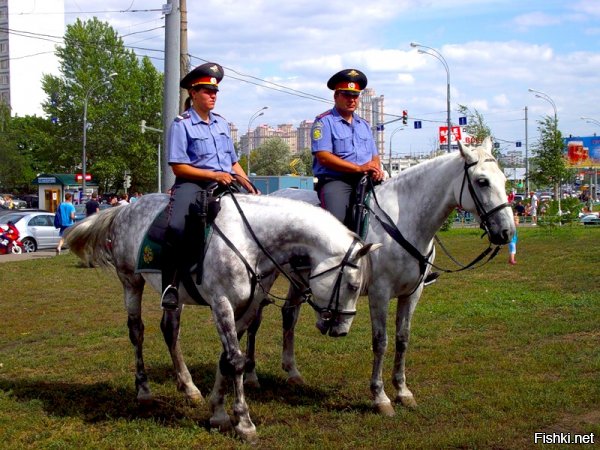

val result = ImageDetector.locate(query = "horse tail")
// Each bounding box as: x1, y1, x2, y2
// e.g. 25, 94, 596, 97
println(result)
65, 206, 122, 268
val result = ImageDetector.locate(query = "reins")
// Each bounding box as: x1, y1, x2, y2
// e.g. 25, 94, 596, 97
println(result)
365, 158, 510, 289
215, 186, 361, 319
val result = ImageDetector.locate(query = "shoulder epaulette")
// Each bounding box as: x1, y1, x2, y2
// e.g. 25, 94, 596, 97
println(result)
174, 111, 191, 122
316, 110, 333, 120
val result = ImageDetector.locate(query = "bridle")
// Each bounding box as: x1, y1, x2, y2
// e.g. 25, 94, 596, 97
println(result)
214, 187, 363, 322
459, 159, 512, 237
365, 157, 512, 291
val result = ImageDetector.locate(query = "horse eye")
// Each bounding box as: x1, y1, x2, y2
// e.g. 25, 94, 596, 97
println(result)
347, 283, 359, 292
477, 178, 489, 188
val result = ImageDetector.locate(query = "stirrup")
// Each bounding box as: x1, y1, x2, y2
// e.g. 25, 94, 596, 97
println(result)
160, 285, 179, 310
423, 272, 440, 287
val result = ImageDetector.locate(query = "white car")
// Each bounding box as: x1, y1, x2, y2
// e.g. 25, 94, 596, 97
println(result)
0, 211, 60, 252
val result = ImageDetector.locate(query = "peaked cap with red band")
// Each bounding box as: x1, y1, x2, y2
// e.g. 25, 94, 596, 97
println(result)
327, 68, 368, 95
180, 62, 224, 91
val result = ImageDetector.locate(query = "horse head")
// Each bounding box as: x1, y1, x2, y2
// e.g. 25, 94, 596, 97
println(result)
310, 241, 381, 337
457, 137, 515, 245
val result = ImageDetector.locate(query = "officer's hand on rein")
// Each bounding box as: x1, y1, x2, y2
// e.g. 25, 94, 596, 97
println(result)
214, 172, 235, 185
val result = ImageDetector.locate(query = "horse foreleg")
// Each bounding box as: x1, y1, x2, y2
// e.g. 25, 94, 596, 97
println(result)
282, 290, 304, 385
243, 301, 265, 389
160, 307, 203, 403
208, 296, 257, 442
369, 292, 395, 416
392, 293, 421, 408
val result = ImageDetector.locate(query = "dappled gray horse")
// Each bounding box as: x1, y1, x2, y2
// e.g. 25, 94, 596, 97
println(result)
247, 138, 515, 415
66, 193, 379, 441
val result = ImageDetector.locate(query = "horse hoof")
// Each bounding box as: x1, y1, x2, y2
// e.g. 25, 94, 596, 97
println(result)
286, 375, 305, 386
244, 379, 261, 389
235, 424, 258, 443
375, 402, 396, 416
397, 394, 417, 408
187, 392, 204, 405
137, 394, 154, 406
210, 415, 233, 432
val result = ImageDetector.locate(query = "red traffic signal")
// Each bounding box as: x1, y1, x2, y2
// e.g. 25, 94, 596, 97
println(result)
76, 174, 92, 182
402, 110, 408, 125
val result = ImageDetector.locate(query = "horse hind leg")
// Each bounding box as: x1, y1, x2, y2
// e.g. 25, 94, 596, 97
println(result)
160, 307, 203, 403
127, 313, 153, 404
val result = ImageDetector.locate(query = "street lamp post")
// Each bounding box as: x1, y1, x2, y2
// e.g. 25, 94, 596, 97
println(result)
81, 72, 117, 200
388, 127, 404, 176
247, 106, 268, 176
410, 42, 452, 153
528, 88, 561, 218
581, 116, 600, 127
140, 120, 164, 192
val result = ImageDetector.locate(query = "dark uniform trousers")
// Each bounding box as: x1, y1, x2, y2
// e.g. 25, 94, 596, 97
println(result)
162, 178, 215, 292
316, 174, 364, 231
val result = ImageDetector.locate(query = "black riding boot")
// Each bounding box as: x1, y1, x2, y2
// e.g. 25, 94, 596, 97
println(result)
160, 242, 179, 310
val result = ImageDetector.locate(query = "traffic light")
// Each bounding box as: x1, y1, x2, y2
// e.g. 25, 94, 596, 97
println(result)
402, 110, 408, 125
124, 174, 132, 189
140, 119, 146, 134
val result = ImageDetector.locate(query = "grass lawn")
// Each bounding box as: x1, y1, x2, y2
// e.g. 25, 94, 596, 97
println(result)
0, 225, 598, 449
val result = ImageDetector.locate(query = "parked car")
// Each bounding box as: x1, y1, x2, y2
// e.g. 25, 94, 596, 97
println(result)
0, 211, 60, 252
0, 194, 27, 209
74, 203, 112, 222
580, 213, 600, 225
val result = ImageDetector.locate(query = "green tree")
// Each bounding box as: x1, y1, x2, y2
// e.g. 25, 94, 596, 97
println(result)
457, 105, 499, 158
297, 148, 313, 176
42, 18, 163, 194
0, 103, 53, 192
530, 115, 568, 200
252, 138, 292, 175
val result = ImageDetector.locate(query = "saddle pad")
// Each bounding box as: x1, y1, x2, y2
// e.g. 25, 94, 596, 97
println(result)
135, 207, 213, 273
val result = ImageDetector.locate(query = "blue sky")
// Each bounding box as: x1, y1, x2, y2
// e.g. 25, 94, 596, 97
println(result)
59, 0, 600, 156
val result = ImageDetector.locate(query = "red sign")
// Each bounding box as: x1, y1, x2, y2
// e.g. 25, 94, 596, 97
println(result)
76, 174, 92, 182
439, 126, 462, 144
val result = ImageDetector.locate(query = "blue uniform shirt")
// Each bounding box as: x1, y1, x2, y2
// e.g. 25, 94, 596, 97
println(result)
311, 108, 378, 177
167, 108, 238, 173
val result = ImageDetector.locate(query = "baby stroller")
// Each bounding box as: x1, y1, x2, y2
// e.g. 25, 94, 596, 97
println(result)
0, 221, 24, 254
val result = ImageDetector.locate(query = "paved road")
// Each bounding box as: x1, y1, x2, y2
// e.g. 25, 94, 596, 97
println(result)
0, 248, 60, 263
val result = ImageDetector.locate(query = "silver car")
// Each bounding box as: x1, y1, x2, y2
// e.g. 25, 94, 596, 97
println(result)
0, 211, 60, 252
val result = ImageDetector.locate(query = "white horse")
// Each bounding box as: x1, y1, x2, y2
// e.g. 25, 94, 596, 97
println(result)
246, 138, 516, 415
65, 192, 380, 441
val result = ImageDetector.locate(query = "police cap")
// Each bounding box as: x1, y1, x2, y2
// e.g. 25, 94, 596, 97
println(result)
180, 62, 224, 91
327, 69, 368, 96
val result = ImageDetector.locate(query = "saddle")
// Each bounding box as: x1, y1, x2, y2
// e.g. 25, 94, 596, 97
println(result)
136, 189, 225, 304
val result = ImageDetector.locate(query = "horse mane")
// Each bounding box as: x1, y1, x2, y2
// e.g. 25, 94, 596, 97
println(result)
64, 205, 123, 269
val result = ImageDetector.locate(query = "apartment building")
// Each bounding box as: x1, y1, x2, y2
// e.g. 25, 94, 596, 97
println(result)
0, 0, 64, 116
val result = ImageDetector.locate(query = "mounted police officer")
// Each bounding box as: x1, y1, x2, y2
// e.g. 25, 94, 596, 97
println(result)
311, 69, 385, 231
161, 62, 257, 310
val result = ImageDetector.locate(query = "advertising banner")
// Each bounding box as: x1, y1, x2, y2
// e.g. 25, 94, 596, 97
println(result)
563, 136, 600, 168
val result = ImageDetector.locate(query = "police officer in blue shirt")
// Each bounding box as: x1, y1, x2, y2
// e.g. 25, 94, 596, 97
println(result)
161, 62, 257, 310
311, 69, 384, 230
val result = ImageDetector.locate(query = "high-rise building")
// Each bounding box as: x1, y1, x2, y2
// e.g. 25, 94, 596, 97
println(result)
0, 0, 64, 116
357, 88, 385, 157
297, 120, 313, 152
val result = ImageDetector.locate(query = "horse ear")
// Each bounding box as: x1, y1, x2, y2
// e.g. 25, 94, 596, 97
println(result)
352, 242, 383, 262
458, 139, 478, 165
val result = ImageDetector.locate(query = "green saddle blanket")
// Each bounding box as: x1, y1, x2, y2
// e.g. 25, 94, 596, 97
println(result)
135, 207, 213, 273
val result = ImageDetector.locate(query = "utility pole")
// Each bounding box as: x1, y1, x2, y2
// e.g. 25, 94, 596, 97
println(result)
179, 0, 189, 112
525, 106, 529, 194
162, 0, 180, 193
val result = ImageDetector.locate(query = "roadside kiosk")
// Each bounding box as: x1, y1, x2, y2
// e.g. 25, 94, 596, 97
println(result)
32, 173, 99, 212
